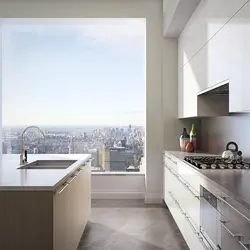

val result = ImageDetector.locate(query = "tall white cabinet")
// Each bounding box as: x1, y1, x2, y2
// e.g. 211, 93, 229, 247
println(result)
178, 0, 250, 118
226, 1, 250, 113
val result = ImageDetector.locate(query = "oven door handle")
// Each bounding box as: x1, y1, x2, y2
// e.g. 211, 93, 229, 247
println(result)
220, 220, 243, 238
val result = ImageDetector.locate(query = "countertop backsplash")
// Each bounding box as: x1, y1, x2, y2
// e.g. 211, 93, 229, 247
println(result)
200, 113, 250, 158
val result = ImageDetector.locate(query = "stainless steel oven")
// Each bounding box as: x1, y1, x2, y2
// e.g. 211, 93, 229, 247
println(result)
200, 185, 250, 250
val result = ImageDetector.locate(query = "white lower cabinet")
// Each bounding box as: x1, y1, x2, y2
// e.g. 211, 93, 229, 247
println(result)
164, 158, 210, 250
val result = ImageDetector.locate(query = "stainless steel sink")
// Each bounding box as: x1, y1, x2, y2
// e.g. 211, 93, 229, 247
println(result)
18, 160, 77, 169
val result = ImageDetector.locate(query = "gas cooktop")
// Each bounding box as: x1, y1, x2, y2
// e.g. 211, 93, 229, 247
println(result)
184, 156, 250, 170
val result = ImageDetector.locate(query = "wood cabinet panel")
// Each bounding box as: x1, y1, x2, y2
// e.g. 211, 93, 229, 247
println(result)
54, 164, 91, 250
0, 191, 53, 250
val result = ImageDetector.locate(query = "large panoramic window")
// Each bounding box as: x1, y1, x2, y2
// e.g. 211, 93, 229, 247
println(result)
1, 19, 146, 172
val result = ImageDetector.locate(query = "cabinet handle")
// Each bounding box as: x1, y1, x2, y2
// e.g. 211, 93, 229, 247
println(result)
168, 191, 213, 249
66, 169, 81, 184
197, 234, 214, 250
165, 155, 177, 164
239, 240, 250, 250
184, 182, 200, 200
168, 191, 186, 216
185, 215, 198, 234
220, 220, 243, 237
57, 183, 69, 194
168, 167, 199, 200
66, 175, 76, 184
218, 197, 250, 223
76, 169, 82, 175
168, 191, 199, 235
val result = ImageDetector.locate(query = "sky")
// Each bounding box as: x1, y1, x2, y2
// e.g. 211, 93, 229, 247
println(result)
1, 18, 146, 126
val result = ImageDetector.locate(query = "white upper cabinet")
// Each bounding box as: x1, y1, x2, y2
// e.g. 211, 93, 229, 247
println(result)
207, 24, 230, 87
179, 47, 207, 118
178, 0, 249, 118
179, 0, 248, 66
226, 1, 250, 113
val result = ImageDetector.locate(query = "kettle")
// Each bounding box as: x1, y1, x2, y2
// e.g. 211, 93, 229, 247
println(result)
222, 141, 242, 163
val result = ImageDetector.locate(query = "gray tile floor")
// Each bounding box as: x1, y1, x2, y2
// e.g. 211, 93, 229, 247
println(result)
78, 199, 189, 250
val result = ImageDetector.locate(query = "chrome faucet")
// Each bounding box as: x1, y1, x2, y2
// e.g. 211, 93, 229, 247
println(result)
20, 126, 45, 165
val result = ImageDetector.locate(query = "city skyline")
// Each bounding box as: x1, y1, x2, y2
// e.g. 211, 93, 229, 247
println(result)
1, 18, 146, 126
2, 124, 144, 172
2, 124, 144, 128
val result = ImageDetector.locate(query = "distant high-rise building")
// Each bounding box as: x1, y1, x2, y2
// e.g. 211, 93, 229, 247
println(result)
68, 136, 74, 154
5, 130, 13, 154
98, 150, 103, 168
109, 147, 134, 171
89, 148, 100, 168
128, 124, 132, 133
102, 146, 110, 171
121, 136, 127, 147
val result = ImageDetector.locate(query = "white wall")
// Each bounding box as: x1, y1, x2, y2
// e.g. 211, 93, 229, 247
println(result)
163, 38, 202, 150
0, 0, 164, 203
91, 173, 145, 199
163, 0, 201, 38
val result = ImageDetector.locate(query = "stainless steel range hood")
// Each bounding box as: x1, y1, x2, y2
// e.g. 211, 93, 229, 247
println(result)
197, 80, 229, 117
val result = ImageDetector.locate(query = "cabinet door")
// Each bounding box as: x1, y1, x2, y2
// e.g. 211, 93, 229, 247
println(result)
165, 189, 207, 250
180, 0, 248, 66
54, 182, 70, 250
167, 165, 200, 229
207, 25, 230, 88
180, 61, 198, 118
54, 173, 79, 250
227, 1, 250, 112
164, 166, 172, 201
75, 163, 91, 239
180, 44, 209, 118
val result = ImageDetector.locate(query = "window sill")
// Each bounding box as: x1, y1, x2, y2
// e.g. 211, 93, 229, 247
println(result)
91, 172, 145, 176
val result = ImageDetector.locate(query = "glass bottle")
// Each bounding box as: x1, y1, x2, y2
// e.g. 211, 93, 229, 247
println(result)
180, 128, 190, 151
190, 124, 197, 151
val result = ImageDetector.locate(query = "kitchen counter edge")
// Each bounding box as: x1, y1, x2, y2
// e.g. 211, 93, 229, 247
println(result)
0, 155, 92, 192
164, 150, 250, 212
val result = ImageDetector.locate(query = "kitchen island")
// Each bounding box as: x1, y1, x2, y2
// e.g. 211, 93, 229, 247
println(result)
0, 154, 92, 250
164, 151, 250, 250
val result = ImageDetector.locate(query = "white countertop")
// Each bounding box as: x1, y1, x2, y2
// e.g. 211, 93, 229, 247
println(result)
0, 154, 91, 191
